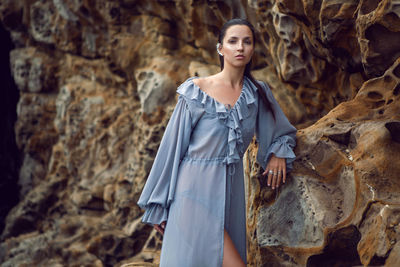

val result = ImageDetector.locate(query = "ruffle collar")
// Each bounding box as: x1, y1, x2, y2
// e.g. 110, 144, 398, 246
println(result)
177, 76, 258, 114
177, 76, 259, 170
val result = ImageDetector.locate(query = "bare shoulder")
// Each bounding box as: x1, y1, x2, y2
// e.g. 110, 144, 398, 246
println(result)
192, 75, 219, 93
191, 77, 203, 87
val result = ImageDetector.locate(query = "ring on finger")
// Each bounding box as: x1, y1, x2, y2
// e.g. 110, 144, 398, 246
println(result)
268, 170, 274, 175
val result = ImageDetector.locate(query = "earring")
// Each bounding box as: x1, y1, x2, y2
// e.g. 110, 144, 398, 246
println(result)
216, 43, 223, 56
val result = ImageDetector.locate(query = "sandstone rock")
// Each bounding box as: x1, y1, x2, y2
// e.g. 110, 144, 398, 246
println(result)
253, 66, 307, 125
356, 0, 400, 77
188, 60, 220, 78
10, 47, 58, 93
135, 57, 180, 114
246, 56, 400, 266
0, 0, 399, 266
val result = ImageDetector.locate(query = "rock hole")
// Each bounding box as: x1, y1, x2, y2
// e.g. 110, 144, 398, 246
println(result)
387, 99, 393, 104
367, 91, 383, 99
148, 237, 156, 248
327, 130, 351, 146
109, 7, 120, 19
378, 109, 384, 115
306, 225, 361, 267
349, 132, 358, 149
266, 13, 272, 22
6, 217, 35, 238
385, 121, 400, 143
373, 100, 385, 108
393, 64, 400, 78
393, 84, 400, 96
369, 255, 388, 265
263, 31, 270, 44
365, 24, 400, 77
360, 0, 380, 15
80, 6, 89, 17
138, 72, 146, 80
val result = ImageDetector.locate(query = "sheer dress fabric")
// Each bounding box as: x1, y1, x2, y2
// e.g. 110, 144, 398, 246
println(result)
137, 76, 297, 267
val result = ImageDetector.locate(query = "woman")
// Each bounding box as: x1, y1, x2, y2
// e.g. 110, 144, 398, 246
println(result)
137, 18, 297, 267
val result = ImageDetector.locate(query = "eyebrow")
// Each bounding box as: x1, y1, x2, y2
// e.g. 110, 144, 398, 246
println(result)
228, 36, 252, 39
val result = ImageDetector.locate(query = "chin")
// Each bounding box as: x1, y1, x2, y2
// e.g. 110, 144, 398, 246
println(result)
233, 62, 250, 68
226, 59, 251, 68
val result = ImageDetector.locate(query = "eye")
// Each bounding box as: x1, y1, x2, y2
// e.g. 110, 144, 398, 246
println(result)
228, 40, 236, 43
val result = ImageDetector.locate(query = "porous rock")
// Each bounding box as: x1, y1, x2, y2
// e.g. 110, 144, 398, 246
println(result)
0, 0, 399, 266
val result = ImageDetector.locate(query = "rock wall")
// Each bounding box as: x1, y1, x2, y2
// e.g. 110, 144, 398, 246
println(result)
246, 1, 400, 266
0, 0, 399, 266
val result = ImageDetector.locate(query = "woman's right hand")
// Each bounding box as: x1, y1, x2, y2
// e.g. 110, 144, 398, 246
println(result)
154, 221, 166, 235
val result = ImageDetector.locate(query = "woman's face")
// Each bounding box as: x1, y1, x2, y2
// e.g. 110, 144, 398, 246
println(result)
221, 25, 254, 68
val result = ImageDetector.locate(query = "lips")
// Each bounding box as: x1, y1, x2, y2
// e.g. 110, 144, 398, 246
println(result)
235, 55, 244, 58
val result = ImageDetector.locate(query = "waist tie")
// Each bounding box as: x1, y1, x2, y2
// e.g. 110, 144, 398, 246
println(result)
227, 163, 236, 197
228, 163, 236, 176
226, 163, 236, 228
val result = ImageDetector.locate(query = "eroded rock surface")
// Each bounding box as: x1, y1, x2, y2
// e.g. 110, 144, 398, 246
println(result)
246, 58, 400, 266
0, 0, 399, 266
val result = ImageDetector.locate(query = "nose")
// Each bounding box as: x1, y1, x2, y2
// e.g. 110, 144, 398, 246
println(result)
237, 41, 244, 50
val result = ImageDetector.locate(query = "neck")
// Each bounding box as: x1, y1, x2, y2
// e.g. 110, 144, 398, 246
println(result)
218, 64, 246, 88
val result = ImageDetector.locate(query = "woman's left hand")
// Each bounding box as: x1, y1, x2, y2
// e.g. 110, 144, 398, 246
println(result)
262, 154, 286, 189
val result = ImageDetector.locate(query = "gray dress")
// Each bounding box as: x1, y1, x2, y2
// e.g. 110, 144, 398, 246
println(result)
137, 76, 297, 266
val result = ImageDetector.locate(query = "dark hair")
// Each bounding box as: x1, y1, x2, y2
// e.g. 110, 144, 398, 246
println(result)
218, 18, 275, 120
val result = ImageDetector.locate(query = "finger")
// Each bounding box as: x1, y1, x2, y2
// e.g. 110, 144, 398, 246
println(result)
267, 171, 272, 187
276, 169, 282, 188
283, 166, 287, 184
272, 171, 277, 189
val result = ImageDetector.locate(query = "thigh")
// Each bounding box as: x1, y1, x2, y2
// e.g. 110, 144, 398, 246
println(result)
222, 229, 246, 267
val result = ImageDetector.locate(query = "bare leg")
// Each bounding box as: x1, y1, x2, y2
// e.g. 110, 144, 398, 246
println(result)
222, 229, 246, 267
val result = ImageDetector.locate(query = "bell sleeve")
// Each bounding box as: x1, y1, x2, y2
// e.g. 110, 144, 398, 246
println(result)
137, 95, 192, 226
255, 81, 297, 172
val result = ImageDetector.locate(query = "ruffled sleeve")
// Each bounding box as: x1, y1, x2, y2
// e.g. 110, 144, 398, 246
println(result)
137, 95, 193, 226
255, 81, 297, 171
